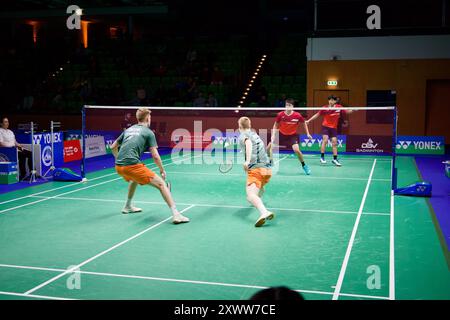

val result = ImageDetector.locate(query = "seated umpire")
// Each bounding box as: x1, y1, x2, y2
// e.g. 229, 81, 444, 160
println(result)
0, 117, 32, 180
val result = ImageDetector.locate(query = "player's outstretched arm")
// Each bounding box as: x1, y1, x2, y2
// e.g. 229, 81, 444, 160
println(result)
271, 122, 279, 144
150, 147, 166, 179
303, 122, 312, 139
305, 112, 320, 124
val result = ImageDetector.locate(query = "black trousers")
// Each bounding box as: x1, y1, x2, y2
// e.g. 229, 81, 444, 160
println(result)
18, 149, 32, 179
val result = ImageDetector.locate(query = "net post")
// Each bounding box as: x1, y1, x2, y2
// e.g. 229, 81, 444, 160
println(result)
391, 106, 398, 191
81, 105, 86, 180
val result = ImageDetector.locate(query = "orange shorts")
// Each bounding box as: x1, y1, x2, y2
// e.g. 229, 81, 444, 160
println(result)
115, 163, 156, 185
247, 167, 272, 189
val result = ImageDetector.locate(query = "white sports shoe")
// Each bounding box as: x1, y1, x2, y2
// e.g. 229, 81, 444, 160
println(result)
332, 159, 342, 167
320, 158, 327, 164
255, 212, 275, 227
173, 213, 190, 224
122, 206, 143, 214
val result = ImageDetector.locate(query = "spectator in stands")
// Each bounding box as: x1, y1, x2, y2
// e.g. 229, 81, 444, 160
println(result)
193, 92, 206, 108
274, 94, 287, 108
258, 95, 270, 107
206, 92, 218, 107
154, 61, 167, 77
200, 66, 211, 85
210, 66, 224, 85
0, 117, 32, 180
187, 78, 198, 100
186, 48, 197, 64
129, 88, 150, 106
121, 112, 133, 131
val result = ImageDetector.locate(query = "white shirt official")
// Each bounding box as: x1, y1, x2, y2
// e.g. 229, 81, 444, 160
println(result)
0, 128, 17, 148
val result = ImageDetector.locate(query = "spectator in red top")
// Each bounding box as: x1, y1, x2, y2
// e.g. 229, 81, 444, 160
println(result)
270, 98, 312, 175
306, 95, 355, 166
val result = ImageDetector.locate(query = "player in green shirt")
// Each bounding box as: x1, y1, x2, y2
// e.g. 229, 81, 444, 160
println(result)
111, 108, 189, 224
238, 116, 275, 227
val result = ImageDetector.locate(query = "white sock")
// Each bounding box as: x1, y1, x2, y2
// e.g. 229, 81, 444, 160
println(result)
171, 205, 179, 215
125, 198, 132, 208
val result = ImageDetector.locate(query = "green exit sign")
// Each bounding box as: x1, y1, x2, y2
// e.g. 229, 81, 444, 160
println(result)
327, 80, 338, 86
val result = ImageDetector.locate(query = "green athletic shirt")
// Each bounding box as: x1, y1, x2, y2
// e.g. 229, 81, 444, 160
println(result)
238, 130, 271, 169
115, 124, 157, 166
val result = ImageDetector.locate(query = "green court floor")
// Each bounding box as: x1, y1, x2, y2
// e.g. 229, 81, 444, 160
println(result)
0, 152, 449, 300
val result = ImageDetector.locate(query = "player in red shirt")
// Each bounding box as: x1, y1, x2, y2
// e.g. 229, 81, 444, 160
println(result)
269, 98, 312, 175
306, 95, 355, 166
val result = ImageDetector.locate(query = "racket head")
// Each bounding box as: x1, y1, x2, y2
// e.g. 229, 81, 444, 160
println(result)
218, 160, 233, 173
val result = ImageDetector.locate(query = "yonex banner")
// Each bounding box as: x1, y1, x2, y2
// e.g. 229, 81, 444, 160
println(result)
299, 134, 347, 152
210, 133, 240, 150
396, 136, 445, 155
16, 131, 64, 175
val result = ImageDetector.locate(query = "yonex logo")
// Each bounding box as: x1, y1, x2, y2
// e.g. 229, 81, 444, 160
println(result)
301, 138, 344, 148
33, 134, 42, 145
396, 140, 412, 150
301, 138, 316, 147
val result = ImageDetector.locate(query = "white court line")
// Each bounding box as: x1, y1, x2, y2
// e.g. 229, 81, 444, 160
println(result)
0, 154, 187, 206
30, 195, 390, 216
332, 159, 377, 300
165, 170, 390, 182
0, 263, 389, 300
0, 290, 76, 300
389, 191, 396, 300
0, 154, 201, 215
23, 205, 195, 295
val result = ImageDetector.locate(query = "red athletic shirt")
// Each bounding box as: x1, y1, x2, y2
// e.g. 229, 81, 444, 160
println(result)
275, 111, 305, 136
319, 104, 346, 129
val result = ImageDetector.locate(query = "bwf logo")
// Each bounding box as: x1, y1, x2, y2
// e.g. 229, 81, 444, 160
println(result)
66, 5, 83, 30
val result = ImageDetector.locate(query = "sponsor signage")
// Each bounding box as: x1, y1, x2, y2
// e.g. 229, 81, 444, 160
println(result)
64, 140, 82, 162
16, 131, 64, 174
66, 130, 120, 154
85, 136, 107, 159
346, 135, 392, 153
171, 132, 241, 151
396, 136, 444, 155
299, 134, 347, 152
0, 162, 18, 184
